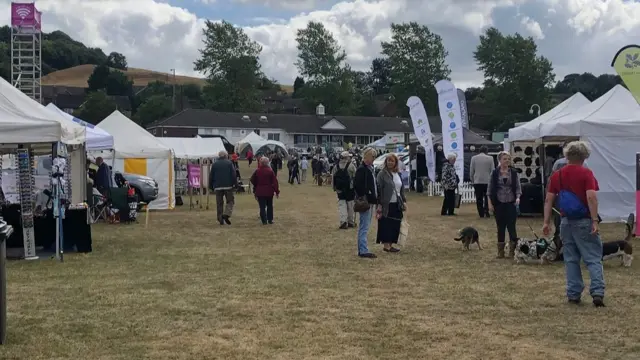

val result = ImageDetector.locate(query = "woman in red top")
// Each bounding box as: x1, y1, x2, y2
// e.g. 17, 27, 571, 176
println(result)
250, 156, 280, 224
246, 150, 254, 167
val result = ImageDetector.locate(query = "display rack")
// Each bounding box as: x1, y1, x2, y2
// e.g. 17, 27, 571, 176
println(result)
16, 148, 37, 260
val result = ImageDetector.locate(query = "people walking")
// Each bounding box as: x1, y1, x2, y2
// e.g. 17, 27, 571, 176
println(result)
487, 151, 521, 258
470, 146, 495, 218
288, 157, 300, 184
543, 141, 604, 307
209, 150, 237, 225
440, 154, 458, 216
247, 150, 254, 167
300, 156, 308, 182
251, 157, 280, 225
353, 147, 378, 259
375, 153, 407, 253
333, 151, 357, 229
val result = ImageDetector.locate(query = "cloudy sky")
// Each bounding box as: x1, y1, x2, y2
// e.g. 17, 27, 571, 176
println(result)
6, 0, 640, 89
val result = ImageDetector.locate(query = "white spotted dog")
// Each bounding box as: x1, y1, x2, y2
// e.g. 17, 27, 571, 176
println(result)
513, 237, 560, 265
601, 213, 634, 267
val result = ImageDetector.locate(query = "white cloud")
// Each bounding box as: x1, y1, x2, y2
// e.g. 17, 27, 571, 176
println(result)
520, 16, 545, 39
5, 0, 640, 89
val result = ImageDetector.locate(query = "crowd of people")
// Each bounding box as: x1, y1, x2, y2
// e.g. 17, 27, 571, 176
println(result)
209, 139, 606, 307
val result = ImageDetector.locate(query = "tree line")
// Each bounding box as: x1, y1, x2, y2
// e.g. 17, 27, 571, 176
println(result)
192, 20, 625, 132
0, 25, 625, 131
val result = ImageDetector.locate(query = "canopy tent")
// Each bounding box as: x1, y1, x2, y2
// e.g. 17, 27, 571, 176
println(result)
0, 77, 85, 145
97, 111, 175, 210
367, 137, 387, 149
508, 93, 591, 142
46, 103, 114, 151
157, 137, 225, 159
538, 85, 640, 222
236, 131, 288, 157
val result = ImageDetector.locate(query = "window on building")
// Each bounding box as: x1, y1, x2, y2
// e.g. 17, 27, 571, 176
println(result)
268, 133, 280, 141
330, 135, 342, 143
357, 136, 369, 144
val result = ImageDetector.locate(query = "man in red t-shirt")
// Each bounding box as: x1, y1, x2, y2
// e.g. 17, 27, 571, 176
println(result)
542, 141, 605, 307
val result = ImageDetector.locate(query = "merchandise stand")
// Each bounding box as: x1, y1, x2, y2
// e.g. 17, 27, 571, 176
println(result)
52, 143, 68, 262
16, 148, 37, 260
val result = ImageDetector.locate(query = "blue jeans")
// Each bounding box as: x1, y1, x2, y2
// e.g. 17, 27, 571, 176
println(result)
357, 205, 374, 254
560, 218, 605, 300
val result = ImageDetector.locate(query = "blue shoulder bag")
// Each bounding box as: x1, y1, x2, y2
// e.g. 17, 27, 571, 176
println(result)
556, 169, 589, 220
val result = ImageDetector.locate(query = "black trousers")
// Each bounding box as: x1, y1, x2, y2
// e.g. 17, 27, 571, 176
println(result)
473, 184, 489, 217
494, 202, 518, 244
441, 189, 456, 215
257, 196, 274, 223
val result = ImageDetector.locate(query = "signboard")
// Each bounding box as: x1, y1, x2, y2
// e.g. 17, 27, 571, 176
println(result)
187, 164, 201, 188
11, 3, 41, 30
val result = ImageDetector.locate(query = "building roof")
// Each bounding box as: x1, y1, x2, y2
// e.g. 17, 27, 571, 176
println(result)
148, 109, 445, 135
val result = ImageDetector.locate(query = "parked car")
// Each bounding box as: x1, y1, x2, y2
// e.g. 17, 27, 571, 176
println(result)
119, 172, 159, 205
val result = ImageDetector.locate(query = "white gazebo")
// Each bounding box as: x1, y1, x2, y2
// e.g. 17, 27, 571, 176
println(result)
157, 137, 225, 159
508, 93, 591, 142
539, 85, 640, 221
236, 131, 288, 157
97, 111, 175, 210
46, 103, 114, 151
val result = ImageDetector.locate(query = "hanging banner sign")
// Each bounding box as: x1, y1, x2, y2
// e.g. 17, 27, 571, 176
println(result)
187, 164, 201, 188
435, 80, 465, 182
406, 96, 436, 182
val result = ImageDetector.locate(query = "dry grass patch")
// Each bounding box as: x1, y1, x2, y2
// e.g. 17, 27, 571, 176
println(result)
42, 65, 207, 87
2, 163, 640, 359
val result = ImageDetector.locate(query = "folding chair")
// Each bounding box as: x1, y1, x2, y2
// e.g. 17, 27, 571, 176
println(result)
88, 188, 108, 223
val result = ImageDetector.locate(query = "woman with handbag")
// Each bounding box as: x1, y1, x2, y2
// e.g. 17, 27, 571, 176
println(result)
353, 147, 378, 259
487, 151, 521, 258
440, 153, 458, 216
375, 153, 407, 253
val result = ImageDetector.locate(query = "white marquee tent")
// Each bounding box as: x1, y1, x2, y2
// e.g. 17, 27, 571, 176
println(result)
46, 103, 114, 151
236, 131, 288, 156
0, 76, 85, 145
539, 85, 640, 222
97, 110, 175, 210
157, 137, 225, 159
508, 92, 591, 142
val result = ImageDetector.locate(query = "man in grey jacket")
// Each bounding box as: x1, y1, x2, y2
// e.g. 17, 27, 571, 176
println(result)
469, 146, 495, 218
209, 150, 237, 225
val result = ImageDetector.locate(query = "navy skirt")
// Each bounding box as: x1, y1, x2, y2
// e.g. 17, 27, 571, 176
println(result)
376, 203, 403, 244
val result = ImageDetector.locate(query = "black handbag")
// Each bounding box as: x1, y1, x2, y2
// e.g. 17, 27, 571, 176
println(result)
354, 168, 371, 213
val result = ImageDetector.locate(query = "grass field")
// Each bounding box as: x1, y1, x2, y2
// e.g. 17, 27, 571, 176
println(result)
2, 163, 640, 359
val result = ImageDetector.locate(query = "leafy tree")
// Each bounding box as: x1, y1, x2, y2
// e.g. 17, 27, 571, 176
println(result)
381, 22, 451, 115
473, 27, 555, 130
554, 73, 623, 100
295, 21, 356, 115
295, 21, 347, 83
134, 95, 173, 126
464, 87, 484, 102
73, 91, 117, 125
106, 52, 128, 70
87, 64, 111, 91
181, 83, 204, 108
292, 76, 305, 98
367, 57, 393, 95
105, 70, 133, 96
194, 20, 263, 112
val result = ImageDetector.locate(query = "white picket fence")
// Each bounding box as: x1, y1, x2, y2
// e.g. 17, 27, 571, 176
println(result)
425, 181, 477, 204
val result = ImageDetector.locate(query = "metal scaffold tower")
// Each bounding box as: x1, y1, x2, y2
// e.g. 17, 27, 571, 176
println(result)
10, 2, 42, 103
